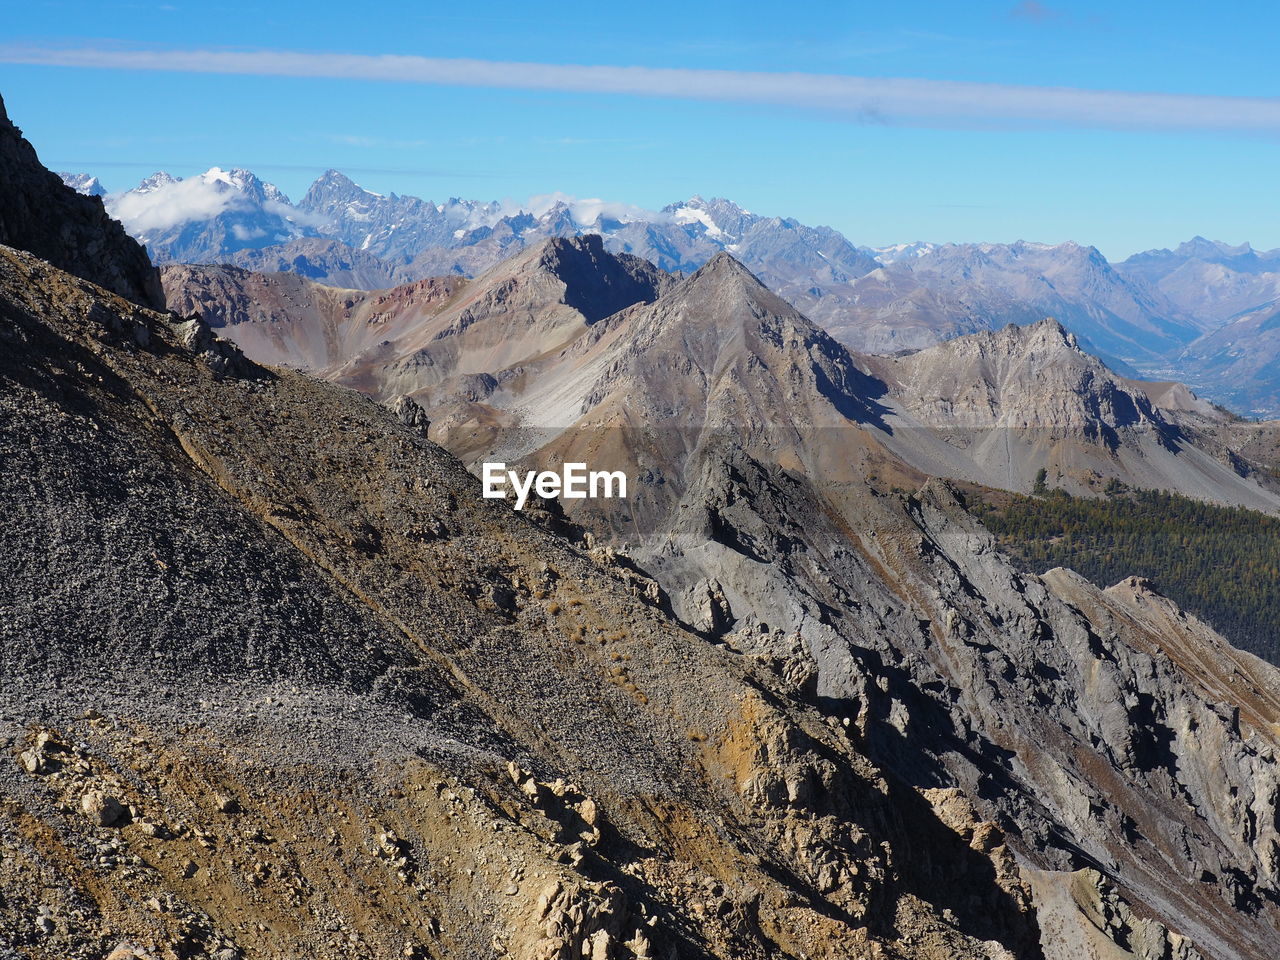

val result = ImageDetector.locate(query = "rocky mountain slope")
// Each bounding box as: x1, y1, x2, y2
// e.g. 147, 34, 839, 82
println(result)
18, 101, 1280, 960
863, 318, 1280, 509
165, 245, 1280, 515
2, 136, 1063, 959
2, 228, 1043, 958
160, 262, 470, 373
161, 234, 669, 383
9, 216, 1280, 960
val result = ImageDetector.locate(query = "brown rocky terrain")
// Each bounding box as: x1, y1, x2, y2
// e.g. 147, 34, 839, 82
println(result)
2, 245, 1048, 960
165, 245, 1280, 516
161, 263, 470, 373
864, 318, 1280, 509
155, 236, 1280, 960
6, 92, 1280, 960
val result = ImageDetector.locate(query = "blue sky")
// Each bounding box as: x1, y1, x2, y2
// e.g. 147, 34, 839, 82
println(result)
2, 0, 1278, 259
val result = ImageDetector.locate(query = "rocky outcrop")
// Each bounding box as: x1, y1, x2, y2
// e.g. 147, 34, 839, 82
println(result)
0, 94, 163, 308
390, 395, 432, 437
863, 318, 1280, 509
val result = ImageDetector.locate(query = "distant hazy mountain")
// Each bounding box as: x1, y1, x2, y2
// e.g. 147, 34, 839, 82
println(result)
1114, 238, 1280, 416
865, 241, 939, 263
225, 236, 416, 289
103, 166, 1188, 364
1175, 298, 1280, 417
299, 169, 502, 264
835, 241, 1203, 364
1119, 236, 1280, 325
299, 174, 884, 296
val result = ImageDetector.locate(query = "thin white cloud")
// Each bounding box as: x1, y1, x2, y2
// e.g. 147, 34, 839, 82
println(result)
4, 45, 1280, 134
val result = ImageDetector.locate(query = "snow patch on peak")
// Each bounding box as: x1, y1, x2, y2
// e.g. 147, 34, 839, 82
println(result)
136, 172, 180, 193
671, 205, 725, 238
871, 241, 937, 264
200, 166, 237, 187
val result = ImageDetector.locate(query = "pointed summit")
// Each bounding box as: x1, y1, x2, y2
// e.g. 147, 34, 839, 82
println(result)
472, 233, 670, 324
59, 172, 106, 197
695, 250, 755, 276
301, 169, 367, 210
1022, 315, 1081, 350
662, 250, 800, 325
137, 171, 180, 193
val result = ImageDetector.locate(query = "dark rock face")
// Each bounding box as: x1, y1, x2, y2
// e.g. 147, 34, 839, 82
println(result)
538, 234, 669, 323
0, 94, 163, 309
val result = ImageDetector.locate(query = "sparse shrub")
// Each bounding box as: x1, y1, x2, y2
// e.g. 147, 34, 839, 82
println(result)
1032, 467, 1049, 496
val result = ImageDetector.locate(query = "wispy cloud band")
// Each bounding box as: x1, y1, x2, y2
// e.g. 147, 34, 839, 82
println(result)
5, 45, 1280, 133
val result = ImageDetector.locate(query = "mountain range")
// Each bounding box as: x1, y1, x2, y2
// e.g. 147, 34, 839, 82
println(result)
162, 240, 1280, 518
7, 90, 1280, 960
62, 167, 1280, 418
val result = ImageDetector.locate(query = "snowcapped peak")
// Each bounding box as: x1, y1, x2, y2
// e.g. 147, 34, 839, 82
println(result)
196, 167, 270, 192
136, 171, 180, 193
58, 172, 106, 197
870, 241, 937, 264
671, 204, 726, 238
301, 169, 383, 211
319, 168, 377, 196
200, 166, 237, 187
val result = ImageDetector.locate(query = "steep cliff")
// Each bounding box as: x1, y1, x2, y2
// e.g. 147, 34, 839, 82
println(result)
0, 94, 162, 309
